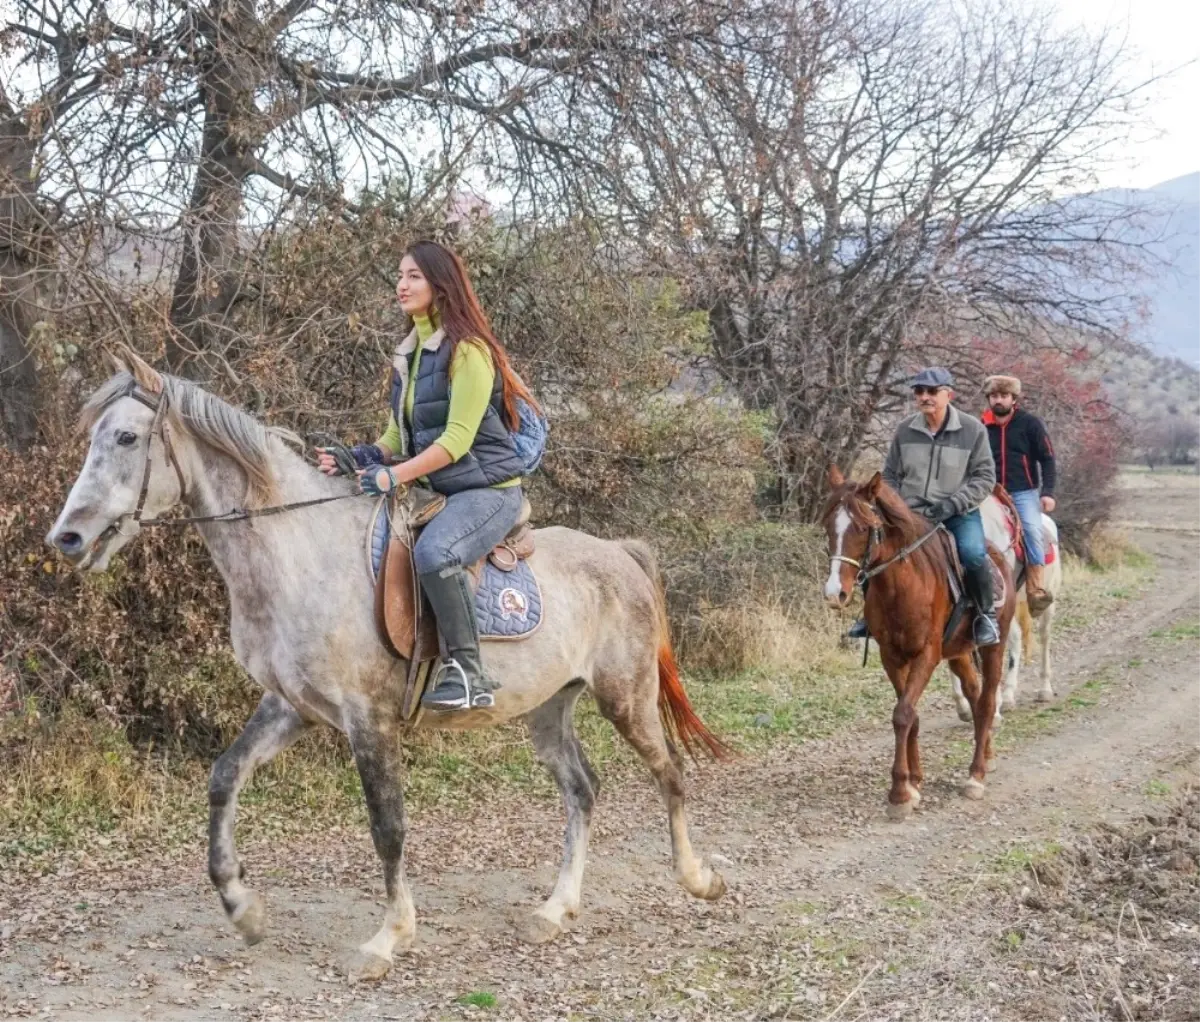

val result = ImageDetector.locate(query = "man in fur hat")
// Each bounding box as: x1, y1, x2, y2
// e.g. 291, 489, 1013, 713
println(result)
982, 375, 1057, 612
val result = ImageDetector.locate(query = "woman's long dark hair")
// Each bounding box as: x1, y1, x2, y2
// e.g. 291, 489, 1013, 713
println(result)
404, 240, 539, 430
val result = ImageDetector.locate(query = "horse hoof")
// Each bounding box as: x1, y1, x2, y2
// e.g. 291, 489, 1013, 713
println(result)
232, 892, 266, 946
886, 800, 914, 822
345, 950, 392, 983
955, 704, 973, 723
960, 778, 986, 801
701, 869, 727, 901
906, 785, 922, 808
514, 911, 563, 945
1036, 689, 1054, 703
1001, 695, 1016, 712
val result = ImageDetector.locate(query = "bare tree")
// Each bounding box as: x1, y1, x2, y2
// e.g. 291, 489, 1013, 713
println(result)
1139, 411, 1200, 468
0, 0, 727, 400
0, 0, 112, 450
0, 97, 42, 450
574, 0, 1154, 516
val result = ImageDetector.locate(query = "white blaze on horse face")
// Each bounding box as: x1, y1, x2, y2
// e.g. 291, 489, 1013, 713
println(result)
824, 507, 852, 601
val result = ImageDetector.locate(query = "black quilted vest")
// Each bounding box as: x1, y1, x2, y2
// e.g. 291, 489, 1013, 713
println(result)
390, 333, 524, 495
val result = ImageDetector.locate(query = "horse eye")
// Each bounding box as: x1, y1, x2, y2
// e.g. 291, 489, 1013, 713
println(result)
117, 431, 138, 446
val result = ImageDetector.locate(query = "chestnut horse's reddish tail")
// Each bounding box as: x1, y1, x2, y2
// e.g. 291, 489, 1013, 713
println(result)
619, 539, 731, 761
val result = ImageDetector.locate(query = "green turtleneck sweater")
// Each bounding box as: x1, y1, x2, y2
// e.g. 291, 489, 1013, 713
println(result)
377, 313, 519, 487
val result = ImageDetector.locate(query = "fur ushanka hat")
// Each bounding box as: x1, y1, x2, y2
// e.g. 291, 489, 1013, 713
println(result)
983, 375, 1021, 397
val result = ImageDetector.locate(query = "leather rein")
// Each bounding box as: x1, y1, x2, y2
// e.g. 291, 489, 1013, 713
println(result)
100, 381, 366, 542
830, 504, 946, 589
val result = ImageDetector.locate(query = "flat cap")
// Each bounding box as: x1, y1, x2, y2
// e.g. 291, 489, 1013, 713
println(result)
909, 366, 955, 389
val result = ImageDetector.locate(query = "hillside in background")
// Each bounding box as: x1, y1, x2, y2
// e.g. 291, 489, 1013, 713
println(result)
1089, 174, 1199, 365
1095, 344, 1200, 464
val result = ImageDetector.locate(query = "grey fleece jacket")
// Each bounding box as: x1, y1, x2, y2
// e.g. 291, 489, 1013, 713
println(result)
882, 405, 996, 515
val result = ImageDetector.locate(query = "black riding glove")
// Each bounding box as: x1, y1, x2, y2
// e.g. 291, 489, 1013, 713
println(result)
924, 499, 956, 523
316, 442, 383, 476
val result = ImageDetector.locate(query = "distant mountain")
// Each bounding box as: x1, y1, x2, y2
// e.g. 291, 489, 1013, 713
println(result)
1083, 174, 1199, 365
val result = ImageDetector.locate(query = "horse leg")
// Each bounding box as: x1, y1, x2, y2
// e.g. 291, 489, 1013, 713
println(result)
1036, 605, 1056, 702
951, 671, 973, 723
905, 711, 924, 803
955, 646, 1002, 799
1001, 610, 1024, 713
208, 693, 309, 945
518, 682, 598, 944
1019, 597, 1035, 664
594, 665, 725, 902
344, 717, 415, 983
886, 653, 934, 821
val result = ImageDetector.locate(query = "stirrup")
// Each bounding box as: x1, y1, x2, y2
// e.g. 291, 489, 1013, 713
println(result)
973, 615, 1001, 647
846, 618, 869, 639
420, 659, 495, 711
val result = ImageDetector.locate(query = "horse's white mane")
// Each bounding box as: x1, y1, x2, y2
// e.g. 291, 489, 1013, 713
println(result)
81, 370, 302, 506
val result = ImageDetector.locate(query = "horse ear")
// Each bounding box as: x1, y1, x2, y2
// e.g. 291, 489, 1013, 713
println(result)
864, 471, 883, 498
104, 348, 127, 375
114, 342, 164, 394
827, 464, 845, 489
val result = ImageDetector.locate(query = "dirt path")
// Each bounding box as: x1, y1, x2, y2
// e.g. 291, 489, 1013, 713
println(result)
3, 477, 1198, 1020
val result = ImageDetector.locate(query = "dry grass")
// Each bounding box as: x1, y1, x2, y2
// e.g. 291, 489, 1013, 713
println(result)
1082, 529, 1157, 573
681, 587, 844, 675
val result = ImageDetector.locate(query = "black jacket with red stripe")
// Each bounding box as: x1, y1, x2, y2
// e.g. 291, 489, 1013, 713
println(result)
982, 407, 1057, 497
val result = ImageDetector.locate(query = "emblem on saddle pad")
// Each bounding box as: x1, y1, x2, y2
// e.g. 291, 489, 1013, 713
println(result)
498, 587, 529, 621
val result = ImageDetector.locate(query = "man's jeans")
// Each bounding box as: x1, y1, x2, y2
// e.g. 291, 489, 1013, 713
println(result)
944, 508, 988, 570
1008, 488, 1045, 566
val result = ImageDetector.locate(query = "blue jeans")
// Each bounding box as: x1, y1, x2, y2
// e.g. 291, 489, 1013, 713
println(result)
1008, 488, 1045, 565
413, 486, 524, 576
944, 508, 988, 570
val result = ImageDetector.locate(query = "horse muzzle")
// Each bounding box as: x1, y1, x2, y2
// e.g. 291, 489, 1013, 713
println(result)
824, 588, 851, 608
46, 515, 130, 572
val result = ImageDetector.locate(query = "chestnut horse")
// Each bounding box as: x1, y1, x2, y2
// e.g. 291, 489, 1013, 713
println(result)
822, 467, 1016, 819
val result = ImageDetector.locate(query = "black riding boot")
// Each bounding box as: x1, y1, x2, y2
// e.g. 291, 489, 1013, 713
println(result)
846, 578, 870, 639
419, 566, 501, 711
964, 562, 1001, 647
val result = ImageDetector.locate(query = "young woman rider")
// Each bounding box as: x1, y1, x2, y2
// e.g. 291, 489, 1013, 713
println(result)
317, 241, 539, 712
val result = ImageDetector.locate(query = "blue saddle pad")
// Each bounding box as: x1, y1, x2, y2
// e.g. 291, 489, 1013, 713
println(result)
368, 499, 542, 641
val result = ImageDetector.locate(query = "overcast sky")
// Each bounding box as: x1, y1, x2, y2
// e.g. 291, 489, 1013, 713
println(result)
1053, 0, 1198, 192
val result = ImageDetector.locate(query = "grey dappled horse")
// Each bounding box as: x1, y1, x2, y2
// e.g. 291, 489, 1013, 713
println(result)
47, 353, 726, 981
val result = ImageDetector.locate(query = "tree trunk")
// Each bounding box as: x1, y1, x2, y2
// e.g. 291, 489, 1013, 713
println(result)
165, 1, 260, 376
0, 110, 44, 451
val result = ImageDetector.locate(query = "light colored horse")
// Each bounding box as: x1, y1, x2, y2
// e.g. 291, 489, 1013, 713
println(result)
47, 354, 726, 981
952, 502, 1060, 722
1001, 517, 1061, 708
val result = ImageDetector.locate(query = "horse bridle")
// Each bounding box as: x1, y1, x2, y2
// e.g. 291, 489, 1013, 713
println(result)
98, 381, 189, 543
96, 380, 371, 542
829, 502, 944, 588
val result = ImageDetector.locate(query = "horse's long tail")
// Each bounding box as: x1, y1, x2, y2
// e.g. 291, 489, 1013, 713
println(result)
619, 539, 731, 762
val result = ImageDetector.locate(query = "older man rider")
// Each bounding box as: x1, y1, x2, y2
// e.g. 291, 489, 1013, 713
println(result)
847, 367, 1001, 646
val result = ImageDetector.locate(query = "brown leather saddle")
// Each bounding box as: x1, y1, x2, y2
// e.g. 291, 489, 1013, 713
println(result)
372, 487, 535, 719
